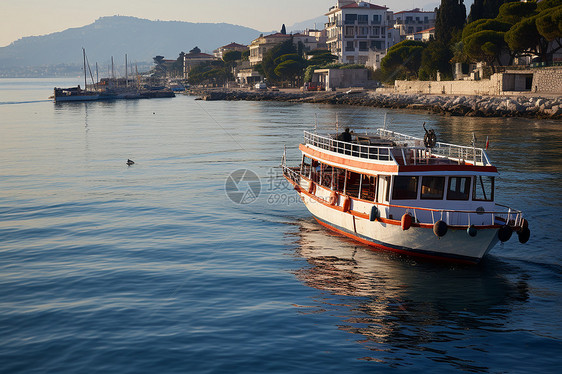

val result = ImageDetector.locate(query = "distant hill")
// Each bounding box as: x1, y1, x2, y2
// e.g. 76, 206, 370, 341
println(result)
0, 16, 261, 75
288, 16, 328, 33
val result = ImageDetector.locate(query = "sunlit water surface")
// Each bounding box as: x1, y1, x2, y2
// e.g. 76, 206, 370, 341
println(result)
1, 78, 561, 373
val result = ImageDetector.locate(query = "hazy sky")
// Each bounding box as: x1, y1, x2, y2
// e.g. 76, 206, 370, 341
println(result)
0, 0, 442, 47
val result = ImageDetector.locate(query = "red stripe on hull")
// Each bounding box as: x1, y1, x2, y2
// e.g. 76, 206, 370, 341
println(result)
313, 217, 478, 265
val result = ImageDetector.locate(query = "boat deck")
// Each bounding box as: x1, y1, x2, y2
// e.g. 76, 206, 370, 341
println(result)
304, 129, 492, 167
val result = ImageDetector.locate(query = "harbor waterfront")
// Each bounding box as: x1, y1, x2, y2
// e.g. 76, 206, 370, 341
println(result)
192, 87, 562, 119
1, 78, 561, 373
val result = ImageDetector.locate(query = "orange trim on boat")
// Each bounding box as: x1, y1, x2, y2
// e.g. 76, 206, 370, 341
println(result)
284, 174, 500, 230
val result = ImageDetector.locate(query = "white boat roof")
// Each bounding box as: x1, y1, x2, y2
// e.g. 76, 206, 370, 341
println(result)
301, 129, 498, 176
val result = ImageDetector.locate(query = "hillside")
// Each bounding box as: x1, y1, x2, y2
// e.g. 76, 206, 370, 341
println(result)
0, 16, 261, 75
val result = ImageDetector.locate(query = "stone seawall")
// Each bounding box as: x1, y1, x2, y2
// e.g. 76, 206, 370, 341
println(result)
190, 88, 562, 119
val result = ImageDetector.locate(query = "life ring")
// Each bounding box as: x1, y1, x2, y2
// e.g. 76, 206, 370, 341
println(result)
401, 213, 412, 231
342, 196, 351, 212
423, 123, 437, 148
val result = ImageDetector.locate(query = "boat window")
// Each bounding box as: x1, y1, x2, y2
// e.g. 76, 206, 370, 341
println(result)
392, 176, 419, 200
473, 176, 494, 201
333, 167, 346, 193
310, 159, 321, 183
360, 175, 377, 201
346, 171, 361, 198
421, 176, 445, 200
302, 156, 312, 179
320, 163, 333, 189
447, 177, 471, 200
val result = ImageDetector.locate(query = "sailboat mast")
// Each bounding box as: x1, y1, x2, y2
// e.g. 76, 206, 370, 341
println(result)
83, 48, 87, 90
125, 54, 128, 88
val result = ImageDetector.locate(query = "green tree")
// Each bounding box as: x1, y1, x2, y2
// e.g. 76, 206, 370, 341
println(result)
261, 39, 297, 82
380, 40, 426, 82
306, 50, 338, 65
468, 0, 517, 23
435, 0, 467, 45
419, 40, 453, 80
502, 0, 562, 63
223, 50, 242, 64
462, 18, 512, 69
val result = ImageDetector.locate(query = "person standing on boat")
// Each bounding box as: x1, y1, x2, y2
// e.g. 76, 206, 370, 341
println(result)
339, 128, 352, 142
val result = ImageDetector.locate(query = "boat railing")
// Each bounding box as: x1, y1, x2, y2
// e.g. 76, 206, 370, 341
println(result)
377, 129, 492, 166
282, 163, 301, 186
304, 131, 395, 162
382, 202, 523, 227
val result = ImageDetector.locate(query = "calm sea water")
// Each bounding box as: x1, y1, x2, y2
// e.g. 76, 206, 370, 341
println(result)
1, 78, 561, 373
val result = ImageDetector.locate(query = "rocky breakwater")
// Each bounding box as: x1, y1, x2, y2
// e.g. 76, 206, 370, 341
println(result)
191, 88, 562, 119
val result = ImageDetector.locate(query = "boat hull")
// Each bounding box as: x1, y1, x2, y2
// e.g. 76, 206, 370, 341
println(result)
298, 188, 500, 264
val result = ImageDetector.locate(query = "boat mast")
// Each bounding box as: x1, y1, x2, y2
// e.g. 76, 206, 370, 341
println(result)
83, 47, 87, 90
125, 54, 128, 88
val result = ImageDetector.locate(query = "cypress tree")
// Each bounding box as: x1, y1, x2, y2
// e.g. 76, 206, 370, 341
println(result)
435, 0, 467, 45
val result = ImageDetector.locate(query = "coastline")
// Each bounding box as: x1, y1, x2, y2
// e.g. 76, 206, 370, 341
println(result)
189, 88, 562, 119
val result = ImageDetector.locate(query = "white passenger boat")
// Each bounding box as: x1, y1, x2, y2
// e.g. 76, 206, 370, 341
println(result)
282, 126, 530, 264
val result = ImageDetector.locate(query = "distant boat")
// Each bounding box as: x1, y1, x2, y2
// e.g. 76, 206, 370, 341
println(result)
53, 49, 175, 102
53, 86, 101, 102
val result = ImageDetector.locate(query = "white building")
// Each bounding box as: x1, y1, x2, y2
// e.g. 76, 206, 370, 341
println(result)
393, 8, 436, 40
325, 1, 392, 67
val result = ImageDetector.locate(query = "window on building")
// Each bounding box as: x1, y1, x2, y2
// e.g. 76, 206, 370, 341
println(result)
447, 177, 471, 200
358, 15, 368, 24
372, 14, 381, 24
345, 14, 357, 24
424, 16, 429, 23
359, 27, 368, 36
345, 26, 355, 37
346, 41, 355, 52
473, 176, 494, 201
359, 41, 368, 51
392, 176, 419, 200
421, 176, 445, 200
370, 40, 383, 50
372, 26, 380, 36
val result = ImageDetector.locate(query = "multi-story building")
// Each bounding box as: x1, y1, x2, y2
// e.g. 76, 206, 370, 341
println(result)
325, 0, 392, 66
248, 33, 292, 66
213, 42, 248, 60
393, 8, 436, 40
183, 50, 216, 79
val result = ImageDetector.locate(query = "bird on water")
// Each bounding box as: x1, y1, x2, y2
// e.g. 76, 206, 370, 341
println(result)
127, 159, 135, 166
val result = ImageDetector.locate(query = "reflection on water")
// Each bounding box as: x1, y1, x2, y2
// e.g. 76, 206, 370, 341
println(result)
290, 219, 530, 370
